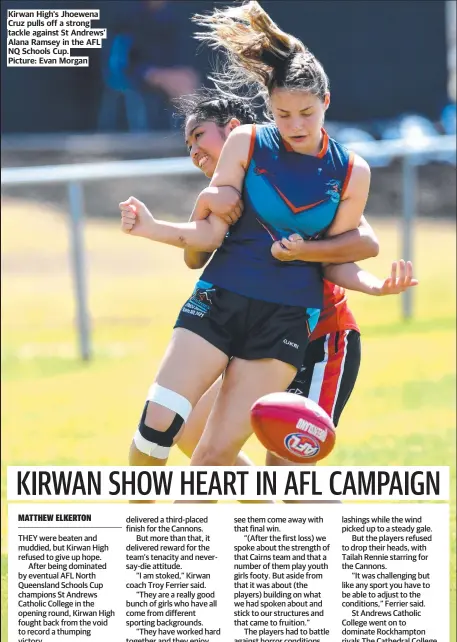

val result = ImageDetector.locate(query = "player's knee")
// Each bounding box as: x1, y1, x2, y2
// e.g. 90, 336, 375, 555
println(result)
192, 443, 237, 467
144, 401, 176, 433
133, 383, 193, 460
192, 451, 223, 466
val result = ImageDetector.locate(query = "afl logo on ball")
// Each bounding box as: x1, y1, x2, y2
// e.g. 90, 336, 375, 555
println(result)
284, 433, 320, 458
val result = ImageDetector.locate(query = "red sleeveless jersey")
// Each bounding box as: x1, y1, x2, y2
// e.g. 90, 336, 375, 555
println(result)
310, 279, 360, 341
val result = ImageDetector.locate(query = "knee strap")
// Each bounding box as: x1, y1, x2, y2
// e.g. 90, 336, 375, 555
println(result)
146, 383, 193, 420
133, 383, 193, 459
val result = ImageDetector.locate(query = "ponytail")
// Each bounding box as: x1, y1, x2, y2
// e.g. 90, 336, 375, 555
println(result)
193, 1, 329, 101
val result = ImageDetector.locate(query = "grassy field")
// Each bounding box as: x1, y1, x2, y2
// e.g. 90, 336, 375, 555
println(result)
1, 199, 455, 640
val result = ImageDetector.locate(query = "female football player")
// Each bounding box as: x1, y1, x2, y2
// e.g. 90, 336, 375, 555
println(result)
119, 2, 412, 474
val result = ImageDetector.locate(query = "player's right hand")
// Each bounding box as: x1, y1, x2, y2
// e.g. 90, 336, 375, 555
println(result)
376, 260, 419, 295
199, 186, 244, 225
119, 196, 155, 238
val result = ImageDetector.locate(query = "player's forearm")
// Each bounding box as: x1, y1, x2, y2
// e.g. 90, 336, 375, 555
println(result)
182, 194, 219, 266
324, 262, 385, 295
147, 218, 224, 252
296, 229, 379, 264
180, 187, 237, 265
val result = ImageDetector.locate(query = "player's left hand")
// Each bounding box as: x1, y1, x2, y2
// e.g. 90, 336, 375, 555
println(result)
376, 260, 419, 295
271, 233, 305, 261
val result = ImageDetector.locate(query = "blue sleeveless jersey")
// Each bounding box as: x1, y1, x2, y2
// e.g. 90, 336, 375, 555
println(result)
202, 124, 353, 309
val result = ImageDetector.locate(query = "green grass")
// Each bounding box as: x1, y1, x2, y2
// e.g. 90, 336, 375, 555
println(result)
1, 201, 455, 639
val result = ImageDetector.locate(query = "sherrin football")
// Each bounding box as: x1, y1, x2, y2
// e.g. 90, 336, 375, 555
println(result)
251, 392, 336, 464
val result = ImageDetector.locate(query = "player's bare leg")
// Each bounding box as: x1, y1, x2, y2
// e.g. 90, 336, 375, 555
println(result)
176, 357, 296, 504
129, 328, 228, 503
176, 377, 274, 503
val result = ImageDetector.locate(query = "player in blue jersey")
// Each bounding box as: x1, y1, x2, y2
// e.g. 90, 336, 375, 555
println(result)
174, 92, 417, 468
122, 90, 417, 475
119, 1, 380, 471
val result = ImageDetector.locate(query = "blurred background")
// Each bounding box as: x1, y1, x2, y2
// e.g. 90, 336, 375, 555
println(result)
2, 0, 456, 134
2, 0, 456, 217
1, 0, 456, 637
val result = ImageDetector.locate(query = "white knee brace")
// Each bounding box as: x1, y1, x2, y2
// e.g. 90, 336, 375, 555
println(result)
133, 383, 193, 459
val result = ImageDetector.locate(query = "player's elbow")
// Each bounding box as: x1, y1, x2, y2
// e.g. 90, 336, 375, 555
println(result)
357, 215, 379, 258
184, 252, 209, 269
359, 237, 379, 260
358, 230, 380, 259
366, 236, 380, 258
184, 256, 203, 269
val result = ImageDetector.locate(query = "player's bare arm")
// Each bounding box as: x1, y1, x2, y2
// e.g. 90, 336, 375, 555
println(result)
270, 214, 379, 263
324, 259, 418, 296
184, 186, 244, 268
208, 124, 252, 190
324, 154, 371, 237
272, 214, 379, 263
119, 185, 239, 251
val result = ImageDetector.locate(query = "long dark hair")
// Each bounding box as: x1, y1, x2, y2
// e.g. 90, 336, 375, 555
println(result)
193, 1, 329, 102
174, 88, 257, 127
